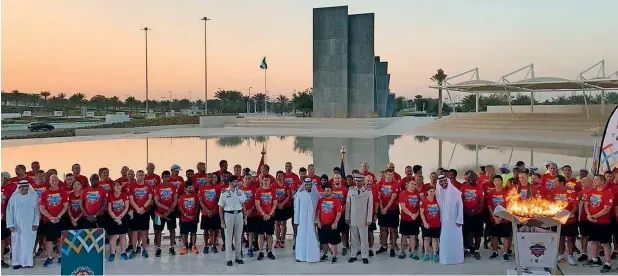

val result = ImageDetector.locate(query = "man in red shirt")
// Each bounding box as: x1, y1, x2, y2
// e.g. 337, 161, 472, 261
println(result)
273, 171, 292, 249
39, 175, 69, 267
169, 165, 185, 195
98, 168, 114, 193
460, 171, 484, 260
71, 164, 89, 189
128, 170, 153, 258
178, 182, 200, 255
215, 160, 231, 177
479, 165, 496, 249
517, 172, 541, 199
398, 166, 415, 190
192, 162, 209, 187
255, 176, 277, 261
541, 163, 560, 191
32, 170, 50, 197
420, 185, 440, 262
578, 176, 594, 262
448, 169, 462, 190
328, 167, 348, 187
80, 174, 108, 229
562, 165, 581, 192
331, 174, 349, 255
1, 172, 13, 268
259, 164, 277, 186
360, 161, 377, 181
27, 161, 40, 177
551, 175, 579, 265
487, 175, 512, 262
376, 171, 400, 257
9, 165, 33, 193
398, 178, 421, 260
153, 171, 178, 257
115, 166, 130, 187
144, 163, 162, 188
63, 173, 75, 192
317, 185, 343, 263
283, 162, 300, 188
583, 175, 613, 272
307, 164, 321, 185
241, 174, 259, 256
385, 163, 402, 181
199, 171, 223, 254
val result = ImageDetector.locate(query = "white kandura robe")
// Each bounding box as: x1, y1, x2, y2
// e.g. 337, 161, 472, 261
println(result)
436, 179, 464, 265
293, 183, 321, 263
6, 185, 40, 267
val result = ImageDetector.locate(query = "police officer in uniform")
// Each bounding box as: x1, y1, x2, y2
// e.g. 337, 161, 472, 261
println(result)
346, 175, 374, 264
218, 177, 247, 266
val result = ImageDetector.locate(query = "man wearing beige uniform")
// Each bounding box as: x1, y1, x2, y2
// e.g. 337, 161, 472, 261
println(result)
346, 175, 374, 264
218, 178, 247, 267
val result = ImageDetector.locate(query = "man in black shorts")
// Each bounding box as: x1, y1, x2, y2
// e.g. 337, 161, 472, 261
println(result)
460, 171, 484, 260
376, 171, 400, 257
255, 176, 277, 261
317, 186, 342, 263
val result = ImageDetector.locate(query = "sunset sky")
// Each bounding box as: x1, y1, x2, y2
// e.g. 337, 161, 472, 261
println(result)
2, 0, 617, 101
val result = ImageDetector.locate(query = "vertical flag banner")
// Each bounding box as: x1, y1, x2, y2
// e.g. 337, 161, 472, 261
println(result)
257, 146, 266, 174
597, 106, 618, 174
61, 229, 105, 276
260, 56, 268, 115
260, 57, 267, 70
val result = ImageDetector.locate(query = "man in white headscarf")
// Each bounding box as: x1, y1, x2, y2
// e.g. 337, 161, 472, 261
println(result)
436, 175, 464, 265
6, 180, 40, 269
293, 178, 321, 263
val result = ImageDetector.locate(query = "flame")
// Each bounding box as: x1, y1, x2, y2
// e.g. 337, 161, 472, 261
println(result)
505, 188, 567, 218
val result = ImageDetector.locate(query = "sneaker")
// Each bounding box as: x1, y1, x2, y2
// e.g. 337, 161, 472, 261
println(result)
257, 252, 265, 261
474, 252, 481, 260
221, 243, 226, 252
1, 260, 10, 268
107, 254, 115, 262
126, 244, 134, 252
398, 252, 406, 259
235, 259, 244, 264
422, 253, 430, 261
192, 246, 199, 254
211, 246, 218, 254
57, 257, 61, 264
135, 245, 142, 254
248, 248, 254, 258
503, 253, 510, 262
169, 247, 176, 256
376, 247, 387, 254
567, 255, 576, 266
128, 251, 136, 259
390, 249, 396, 257
578, 254, 588, 262
226, 261, 233, 266
557, 254, 565, 263
12, 265, 22, 270
600, 264, 611, 273
331, 256, 337, 263
356, 251, 361, 256
43, 257, 53, 267
179, 247, 187, 255
267, 251, 276, 260
489, 251, 499, 260
584, 258, 603, 267
574, 247, 581, 255
203, 246, 209, 254
362, 258, 369, 264
348, 257, 357, 263
280, 240, 286, 248
410, 252, 419, 260
120, 252, 128, 260
432, 254, 439, 262
464, 250, 471, 258
342, 247, 348, 256
142, 250, 149, 258
507, 249, 513, 256
155, 248, 162, 257
369, 250, 374, 257
274, 241, 280, 249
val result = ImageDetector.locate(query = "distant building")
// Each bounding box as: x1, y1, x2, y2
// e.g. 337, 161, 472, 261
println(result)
313, 6, 395, 118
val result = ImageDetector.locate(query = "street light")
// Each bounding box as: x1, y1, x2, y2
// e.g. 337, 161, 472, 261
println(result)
141, 27, 150, 115
168, 91, 173, 111
201, 17, 211, 115
248, 86, 252, 113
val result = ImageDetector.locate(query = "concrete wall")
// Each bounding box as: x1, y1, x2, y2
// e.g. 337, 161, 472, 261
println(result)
486, 104, 616, 114
347, 13, 375, 118
313, 6, 349, 118
375, 61, 389, 117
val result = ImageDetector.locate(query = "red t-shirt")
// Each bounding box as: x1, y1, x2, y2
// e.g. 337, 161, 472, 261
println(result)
75, 175, 90, 188
154, 184, 177, 214
399, 189, 421, 221
420, 198, 441, 228
450, 179, 463, 190
392, 172, 402, 182
256, 187, 276, 215
307, 174, 321, 185
192, 173, 209, 187
8, 176, 34, 190
274, 183, 291, 208
317, 197, 342, 226
487, 189, 508, 224
331, 185, 349, 206
242, 185, 258, 217
115, 177, 130, 187
32, 182, 50, 197
1, 187, 12, 220
68, 191, 83, 219
108, 192, 129, 217
579, 189, 591, 222
129, 183, 153, 210
144, 173, 161, 188
517, 185, 541, 199
39, 188, 68, 223
460, 183, 484, 214
398, 177, 415, 189
81, 186, 107, 216
587, 187, 614, 224
478, 174, 488, 186
169, 175, 185, 195
551, 187, 578, 224
199, 185, 221, 214
360, 171, 376, 181
98, 179, 114, 193
327, 178, 348, 187
283, 172, 300, 187
377, 179, 400, 210
565, 177, 582, 192
178, 193, 199, 222
26, 171, 36, 177
2, 183, 17, 196
540, 174, 559, 191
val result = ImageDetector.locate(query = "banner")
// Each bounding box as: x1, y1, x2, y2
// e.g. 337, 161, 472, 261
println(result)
61, 228, 105, 276
516, 232, 559, 268
597, 106, 618, 174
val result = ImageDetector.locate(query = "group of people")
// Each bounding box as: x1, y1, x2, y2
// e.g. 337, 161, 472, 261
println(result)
0, 159, 616, 273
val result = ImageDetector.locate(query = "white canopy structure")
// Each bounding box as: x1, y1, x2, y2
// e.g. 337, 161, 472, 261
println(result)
429, 60, 618, 119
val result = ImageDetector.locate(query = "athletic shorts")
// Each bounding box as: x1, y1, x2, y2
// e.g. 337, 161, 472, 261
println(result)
369, 222, 377, 232
318, 225, 341, 245
463, 213, 483, 234
422, 226, 441, 239
481, 209, 490, 223
490, 222, 512, 238
588, 223, 612, 244
378, 209, 400, 228
257, 217, 275, 235
275, 207, 293, 221
106, 215, 130, 236
578, 220, 591, 237
399, 219, 421, 236
130, 212, 151, 231
336, 217, 349, 233
200, 214, 221, 231
153, 213, 177, 231
78, 216, 99, 229
40, 217, 68, 242
180, 221, 198, 235
1, 220, 9, 239
244, 217, 260, 233
559, 223, 579, 238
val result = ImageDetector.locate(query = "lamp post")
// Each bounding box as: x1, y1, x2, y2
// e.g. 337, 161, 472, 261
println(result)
141, 27, 150, 114
168, 91, 172, 111
248, 86, 252, 113
188, 91, 192, 108
201, 17, 211, 115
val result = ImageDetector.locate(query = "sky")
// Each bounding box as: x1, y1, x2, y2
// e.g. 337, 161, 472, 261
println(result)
1, 0, 617, 101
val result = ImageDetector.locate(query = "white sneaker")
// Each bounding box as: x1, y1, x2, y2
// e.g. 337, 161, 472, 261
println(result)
557, 254, 565, 263
567, 255, 576, 266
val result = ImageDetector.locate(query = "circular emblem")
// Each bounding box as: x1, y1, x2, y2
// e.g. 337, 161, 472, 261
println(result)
72, 266, 95, 276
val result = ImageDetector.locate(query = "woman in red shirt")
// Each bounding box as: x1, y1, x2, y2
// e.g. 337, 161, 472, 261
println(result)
107, 181, 130, 262
273, 171, 292, 248
420, 185, 440, 262
68, 180, 84, 229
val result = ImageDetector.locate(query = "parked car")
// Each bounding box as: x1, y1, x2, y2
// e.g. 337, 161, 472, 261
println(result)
27, 122, 55, 132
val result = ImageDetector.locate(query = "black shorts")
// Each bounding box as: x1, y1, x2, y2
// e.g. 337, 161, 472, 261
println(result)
463, 213, 483, 234
336, 218, 349, 233
200, 214, 221, 231
275, 207, 293, 221
180, 221, 198, 235
257, 217, 275, 235
97, 214, 110, 231
588, 223, 612, 244
153, 213, 177, 231
399, 219, 421, 236
130, 212, 151, 231
369, 222, 377, 232
106, 215, 130, 236
481, 209, 490, 223
318, 225, 341, 245
378, 209, 400, 228
579, 221, 591, 237
244, 217, 260, 233
490, 222, 512, 238
559, 223, 579, 238
422, 226, 441, 239
1, 220, 9, 240
41, 217, 68, 242
78, 216, 99, 229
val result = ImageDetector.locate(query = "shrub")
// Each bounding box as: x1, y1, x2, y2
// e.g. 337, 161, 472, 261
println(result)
83, 115, 200, 129
3, 128, 76, 140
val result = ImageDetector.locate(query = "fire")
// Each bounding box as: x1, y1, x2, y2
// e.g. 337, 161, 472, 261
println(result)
505, 188, 567, 218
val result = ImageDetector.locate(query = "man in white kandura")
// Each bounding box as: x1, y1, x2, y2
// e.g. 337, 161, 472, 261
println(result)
6, 180, 40, 269
436, 175, 464, 265
293, 178, 321, 263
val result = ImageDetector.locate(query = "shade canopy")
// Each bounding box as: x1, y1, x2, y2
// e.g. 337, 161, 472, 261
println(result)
430, 76, 618, 94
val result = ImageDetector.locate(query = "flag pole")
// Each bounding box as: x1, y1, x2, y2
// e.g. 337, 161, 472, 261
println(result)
264, 66, 267, 117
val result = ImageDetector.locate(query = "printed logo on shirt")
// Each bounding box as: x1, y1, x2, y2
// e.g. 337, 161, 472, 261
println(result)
159, 188, 173, 200
204, 189, 216, 201
183, 198, 196, 209
566, 181, 577, 190
276, 189, 286, 199
145, 179, 157, 187
71, 199, 81, 211
380, 186, 392, 196
86, 191, 100, 204
333, 191, 344, 199
463, 190, 477, 202
407, 196, 419, 206
244, 190, 253, 200
519, 190, 528, 199
134, 187, 148, 199
320, 200, 334, 213
545, 180, 556, 190
589, 194, 602, 207
196, 177, 207, 186
492, 195, 505, 206
111, 200, 125, 212
554, 194, 567, 202
46, 193, 62, 207
285, 178, 293, 185
427, 204, 440, 217
260, 192, 273, 204
100, 183, 111, 192
35, 187, 46, 196
172, 181, 182, 190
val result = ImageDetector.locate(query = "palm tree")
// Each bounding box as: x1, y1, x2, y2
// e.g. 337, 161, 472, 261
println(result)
276, 95, 289, 115
40, 91, 51, 107
125, 96, 138, 114
251, 93, 268, 113
430, 69, 448, 118
110, 96, 121, 111
69, 93, 86, 111
90, 95, 107, 112
11, 90, 24, 106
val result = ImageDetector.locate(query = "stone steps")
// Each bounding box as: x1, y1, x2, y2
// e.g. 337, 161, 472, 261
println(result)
422, 125, 598, 137
224, 118, 393, 129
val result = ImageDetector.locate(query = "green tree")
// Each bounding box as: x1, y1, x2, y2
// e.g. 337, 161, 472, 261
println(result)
276, 94, 289, 115
69, 93, 86, 111
430, 69, 448, 118
40, 91, 51, 107
292, 88, 313, 115
109, 96, 121, 111
90, 95, 107, 113
251, 93, 268, 113
395, 96, 406, 112
124, 96, 138, 114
